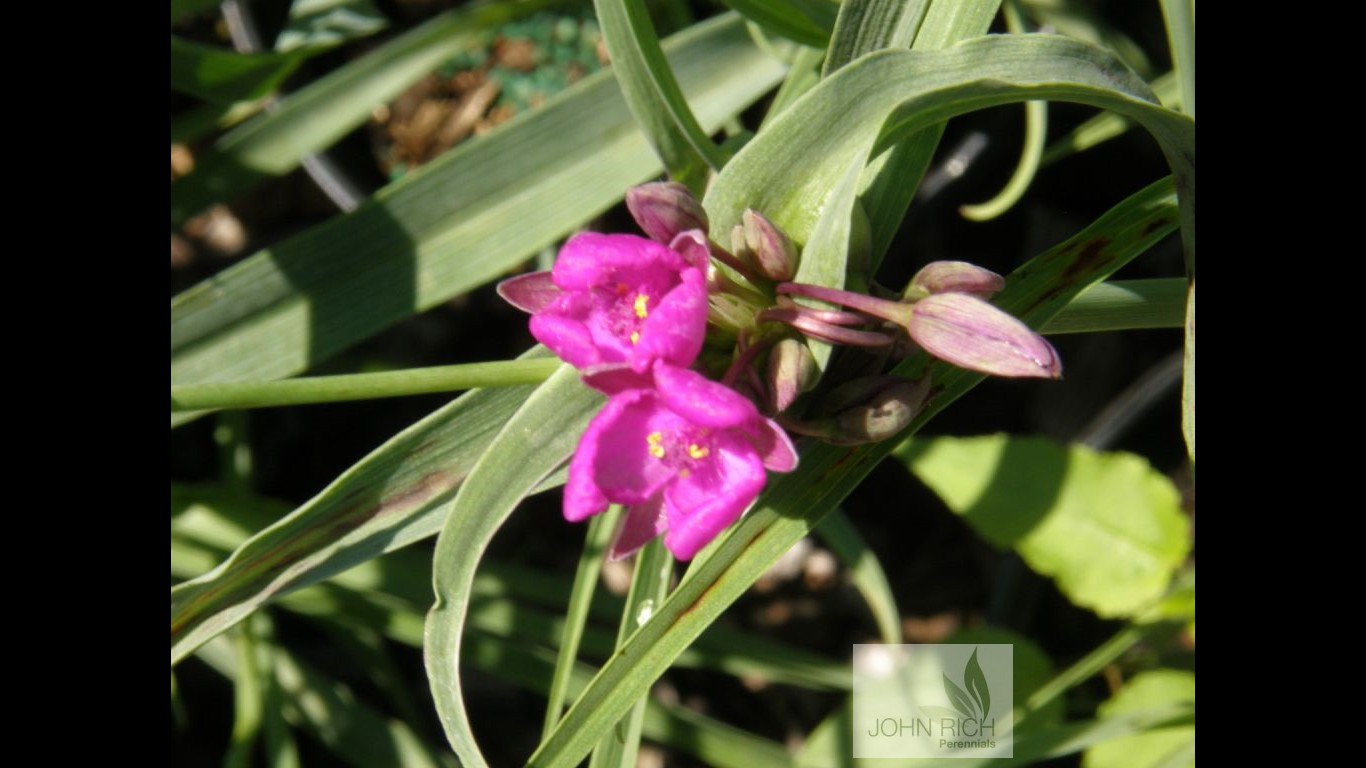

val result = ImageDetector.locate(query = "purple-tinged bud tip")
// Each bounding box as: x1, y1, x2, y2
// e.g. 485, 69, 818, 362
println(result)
906, 293, 1061, 379
766, 338, 819, 414
741, 209, 799, 282
626, 182, 709, 244
906, 261, 1006, 300
497, 271, 561, 314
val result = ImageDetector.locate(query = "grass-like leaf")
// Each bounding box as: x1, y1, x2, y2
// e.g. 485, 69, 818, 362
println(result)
425, 366, 603, 767
822, 0, 931, 76
170, 13, 786, 427
815, 510, 901, 643
170, 355, 555, 665
170, 37, 315, 104
704, 35, 1195, 269
723, 0, 836, 48
594, 0, 726, 190
171, 0, 559, 226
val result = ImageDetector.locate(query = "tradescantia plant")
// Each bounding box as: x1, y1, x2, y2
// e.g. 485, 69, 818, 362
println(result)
172, 0, 1194, 765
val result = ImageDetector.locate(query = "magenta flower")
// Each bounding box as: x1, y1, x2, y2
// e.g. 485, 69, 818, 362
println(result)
565, 364, 798, 561
498, 232, 709, 374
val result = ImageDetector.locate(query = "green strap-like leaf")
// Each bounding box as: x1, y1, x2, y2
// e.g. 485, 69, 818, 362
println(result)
842, 0, 999, 267
723, 0, 837, 48
463, 635, 794, 768
170, 36, 313, 104
1038, 278, 1186, 334
171, 13, 786, 427
424, 366, 602, 767
704, 35, 1194, 269
1160, 0, 1195, 119
542, 510, 617, 738
1041, 72, 1179, 166
171, 0, 558, 226
170, 353, 555, 665
814, 510, 902, 644
528, 180, 1182, 768
593, 0, 727, 190
589, 539, 673, 768
822, 0, 930, 76
195, 634, 455, 768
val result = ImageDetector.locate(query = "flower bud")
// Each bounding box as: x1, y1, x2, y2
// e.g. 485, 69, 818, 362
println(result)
906, 293, 1061, 379
496, 271, 560, 313
766, 338, 820, 414
626, 182, 709, 244
742, 209, 799, 282
708, 293, 759, 339
905, 261, 1006, 301
828, 377, 932, 445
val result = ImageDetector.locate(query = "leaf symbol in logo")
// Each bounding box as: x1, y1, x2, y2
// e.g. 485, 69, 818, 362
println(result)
943, 673, 978, 720
964, 648, 991, 720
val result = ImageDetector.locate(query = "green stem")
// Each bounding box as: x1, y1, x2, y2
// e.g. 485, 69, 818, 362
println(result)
543, 508, 620, 739
590, 538, 674, 768
225, 618, 266, 768
1024, 624, 1152, 715
171, 358, 562, 412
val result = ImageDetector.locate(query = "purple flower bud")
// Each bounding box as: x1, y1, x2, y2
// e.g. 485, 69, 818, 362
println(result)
906, 293, 1061, 379
742, 209, 798, 282
496, 271, 561, 314
766, 338, 819, 414
906, 261, 1006, 300
626, 182, 709, 244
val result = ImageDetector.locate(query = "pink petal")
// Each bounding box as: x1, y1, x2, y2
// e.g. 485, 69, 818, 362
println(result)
662, 436, 766, 560
530, 313, 602, 370
634, 269, 708, 371
652, 364, 759, 429
554, 233, 685, 290
589, 391, 683, 504
608, 495, 667, 561
582, 364, 654, 394
565, 411, 611, 522
749, 417, 799, 472
496, 272, 561, 314
667, 230, 712, 269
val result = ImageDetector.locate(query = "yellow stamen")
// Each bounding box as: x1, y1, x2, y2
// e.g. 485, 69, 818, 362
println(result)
633, 293, 650, 319
630, 331, 640, 345
647, 432, 665, 459
679, 469, 691, 479
688, 444, 709, 460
